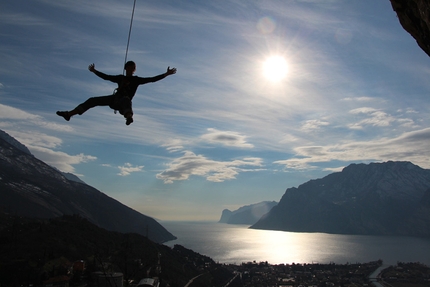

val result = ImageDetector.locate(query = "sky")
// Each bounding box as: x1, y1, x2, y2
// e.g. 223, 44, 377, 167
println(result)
1, 0, 430, 221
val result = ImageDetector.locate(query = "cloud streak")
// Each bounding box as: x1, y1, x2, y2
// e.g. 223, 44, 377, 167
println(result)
0, 104, 73, 133
274, 127, 430, 170
30, 146, 96, 174
156, 151, 263, 183
200, 128, 254, 148
348, 107, 416, 130
118, 163, 144, 176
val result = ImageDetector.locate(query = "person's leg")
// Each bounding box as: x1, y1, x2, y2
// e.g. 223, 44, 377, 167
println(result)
125, 111, 133, 125
117, 98, 134, 125
123, 103, 133, 126
57, 95, 113, 121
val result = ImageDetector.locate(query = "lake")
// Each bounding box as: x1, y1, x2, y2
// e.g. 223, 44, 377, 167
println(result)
162, 221, 430, 266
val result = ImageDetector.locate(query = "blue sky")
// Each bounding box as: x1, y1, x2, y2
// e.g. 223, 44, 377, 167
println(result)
1, 0, 430, 221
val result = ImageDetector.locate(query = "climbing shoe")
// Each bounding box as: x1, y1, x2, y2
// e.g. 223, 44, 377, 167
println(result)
56, 111, 71, 121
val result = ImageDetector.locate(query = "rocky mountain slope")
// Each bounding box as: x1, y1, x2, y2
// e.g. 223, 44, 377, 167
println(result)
390, 0, 430, 57
219, 201, 277, 225
0, 130, 175, 243
251, 161, 430, 236
0, 130, 31, 154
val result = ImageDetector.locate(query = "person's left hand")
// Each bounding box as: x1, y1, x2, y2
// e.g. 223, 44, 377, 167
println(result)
88, 63, 96, 72
166, 66, 177, 75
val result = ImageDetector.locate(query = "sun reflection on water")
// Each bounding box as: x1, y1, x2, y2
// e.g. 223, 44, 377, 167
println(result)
163, 222, 430, 265
220, 227, 352, 264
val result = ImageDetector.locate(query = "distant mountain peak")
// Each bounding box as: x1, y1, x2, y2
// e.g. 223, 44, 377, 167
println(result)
219, 201, 277, 225
338, 161, 429, 201
252, 161, 430, 236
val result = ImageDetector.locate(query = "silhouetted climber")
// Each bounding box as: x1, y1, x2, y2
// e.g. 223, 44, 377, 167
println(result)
56, 61, 177, 125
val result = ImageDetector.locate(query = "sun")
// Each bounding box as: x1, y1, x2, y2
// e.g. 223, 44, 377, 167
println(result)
263, 55, 289, 82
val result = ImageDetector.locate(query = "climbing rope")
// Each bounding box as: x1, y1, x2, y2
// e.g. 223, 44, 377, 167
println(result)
123, 0, 137, 75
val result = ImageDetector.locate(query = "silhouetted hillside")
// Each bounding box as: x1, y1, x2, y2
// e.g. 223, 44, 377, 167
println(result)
252, 161, 430, 236
0, 129, 175, 243
0, 214, 231, 287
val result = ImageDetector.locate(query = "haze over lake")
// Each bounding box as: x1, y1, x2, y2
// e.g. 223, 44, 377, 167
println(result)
163, 221, 430, 266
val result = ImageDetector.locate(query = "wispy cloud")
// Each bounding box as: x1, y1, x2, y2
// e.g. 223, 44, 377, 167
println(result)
0, 104, 42, 121
323, 166, 344, 173
348, 107, 411, 129
30, 146, 96, 173
156, 151, 263, 183
5, 131, 62, 149
0, 104, 73, 132
0, 12, 50, 26
118, 163, 144, 176
301, 119, 330, 131
200, 128, 254, 148
162, 139, 186, 153
274, 127, 430, 170
342, 96, 375, 102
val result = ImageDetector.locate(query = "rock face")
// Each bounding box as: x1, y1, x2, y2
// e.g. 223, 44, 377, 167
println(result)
219, 201, 277, 225
61, 171, 87, 184
251, 161, 430, 236
390, 0, 430, 57
0, 130, 176, 243
0, 130, 31, 155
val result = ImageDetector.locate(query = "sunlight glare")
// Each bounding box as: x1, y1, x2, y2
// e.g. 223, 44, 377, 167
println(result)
263, 56, 289, 82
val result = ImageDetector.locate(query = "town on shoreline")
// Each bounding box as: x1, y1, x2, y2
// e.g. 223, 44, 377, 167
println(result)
220, 260, 430, 287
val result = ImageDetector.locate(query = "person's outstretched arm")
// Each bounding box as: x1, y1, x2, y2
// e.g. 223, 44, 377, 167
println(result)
88, 63, 117, 82
137, 66, 177, 84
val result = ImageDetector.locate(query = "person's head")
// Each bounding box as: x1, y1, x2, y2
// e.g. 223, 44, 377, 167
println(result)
124, 61, 136, 75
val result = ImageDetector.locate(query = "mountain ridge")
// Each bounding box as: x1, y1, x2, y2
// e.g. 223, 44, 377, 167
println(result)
219, 201, 277, 225
0, 129, 32, 155
251, 161, 430, 236
0, 129, 175, 243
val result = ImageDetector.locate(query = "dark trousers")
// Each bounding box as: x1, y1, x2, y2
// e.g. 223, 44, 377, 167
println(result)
76, 95, 132, 116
